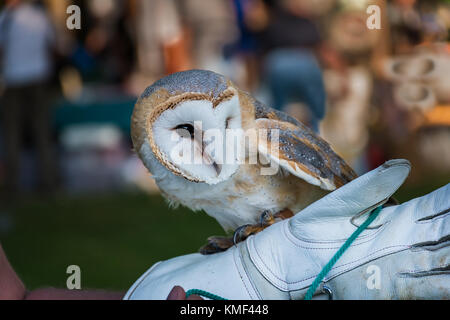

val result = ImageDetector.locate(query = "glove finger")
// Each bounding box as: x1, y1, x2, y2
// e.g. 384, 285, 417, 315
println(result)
290, 160, 411, 234
395, 245, 450, 299
327, 245, 450, 299
395, 274, 450, 299
397, 183, 450, 246
411, 183, 450, 223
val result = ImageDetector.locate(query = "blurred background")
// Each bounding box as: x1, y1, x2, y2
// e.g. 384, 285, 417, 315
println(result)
0, 0, 449, 292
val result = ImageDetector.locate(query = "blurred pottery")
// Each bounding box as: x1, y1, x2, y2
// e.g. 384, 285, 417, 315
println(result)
383, 53, 450, 103
415, 54, 450, 103
393, 83, 437, 112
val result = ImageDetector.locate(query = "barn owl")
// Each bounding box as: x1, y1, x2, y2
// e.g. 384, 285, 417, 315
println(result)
131, 70, 357, 254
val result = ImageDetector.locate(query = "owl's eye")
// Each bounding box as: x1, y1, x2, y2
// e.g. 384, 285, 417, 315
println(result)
174, 124, 195, 139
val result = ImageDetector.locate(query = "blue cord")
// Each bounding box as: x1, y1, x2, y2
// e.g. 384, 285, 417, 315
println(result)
304, 206, 382, 300
185, 289, 228, 300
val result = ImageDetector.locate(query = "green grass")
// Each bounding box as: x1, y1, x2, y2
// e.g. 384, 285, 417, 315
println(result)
1, 192, 224, 291
1, 174, 448, 292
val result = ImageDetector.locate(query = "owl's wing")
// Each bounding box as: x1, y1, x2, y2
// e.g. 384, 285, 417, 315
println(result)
255, 116, 357, 191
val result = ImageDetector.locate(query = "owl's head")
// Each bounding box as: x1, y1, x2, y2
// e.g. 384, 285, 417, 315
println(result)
131, 70, 248, 185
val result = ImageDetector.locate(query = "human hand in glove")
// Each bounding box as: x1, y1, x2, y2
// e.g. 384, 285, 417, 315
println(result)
124, 160, 449, 300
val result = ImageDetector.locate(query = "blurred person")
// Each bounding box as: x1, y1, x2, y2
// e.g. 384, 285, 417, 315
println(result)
321, 67, 373, 174
0, 0, 58, 197
133, 0, 237, 91
227, 0, 268, 91
83, 0, 135, 84
177, 0, 238, 73
134, 0, 186, 83
319, 8, 383, 174
251, 0, 327, 132
419, 0, 448, 44
387, 0, 423, 54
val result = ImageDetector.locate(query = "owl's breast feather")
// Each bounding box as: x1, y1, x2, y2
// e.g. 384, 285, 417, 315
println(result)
158, 163, 327, 231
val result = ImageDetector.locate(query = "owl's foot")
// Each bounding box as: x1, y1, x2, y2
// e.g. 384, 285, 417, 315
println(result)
199, 236, 235, 255
233, 209, 294, 244
199, 209, 294, 255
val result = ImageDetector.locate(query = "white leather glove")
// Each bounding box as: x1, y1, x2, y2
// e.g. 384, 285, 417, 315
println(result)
124, 160, 450, 300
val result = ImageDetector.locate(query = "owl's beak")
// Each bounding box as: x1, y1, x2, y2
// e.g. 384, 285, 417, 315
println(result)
198, 134, 222, 177
202, 149, 222, 176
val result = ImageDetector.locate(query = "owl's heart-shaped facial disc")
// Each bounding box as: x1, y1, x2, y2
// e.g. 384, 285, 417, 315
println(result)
151, 94, 243, 184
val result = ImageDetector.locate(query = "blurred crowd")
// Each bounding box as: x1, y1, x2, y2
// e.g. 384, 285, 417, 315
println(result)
0, 0, 449, 199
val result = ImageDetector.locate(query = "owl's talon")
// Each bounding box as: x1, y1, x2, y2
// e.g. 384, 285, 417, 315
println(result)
260, 211, 276, 227
201, 209, 296, 255
200, 236, 234, 255
233, 224, 252, 245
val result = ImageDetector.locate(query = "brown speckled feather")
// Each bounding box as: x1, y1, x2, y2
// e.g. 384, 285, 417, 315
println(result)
254, 101, 357, 191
